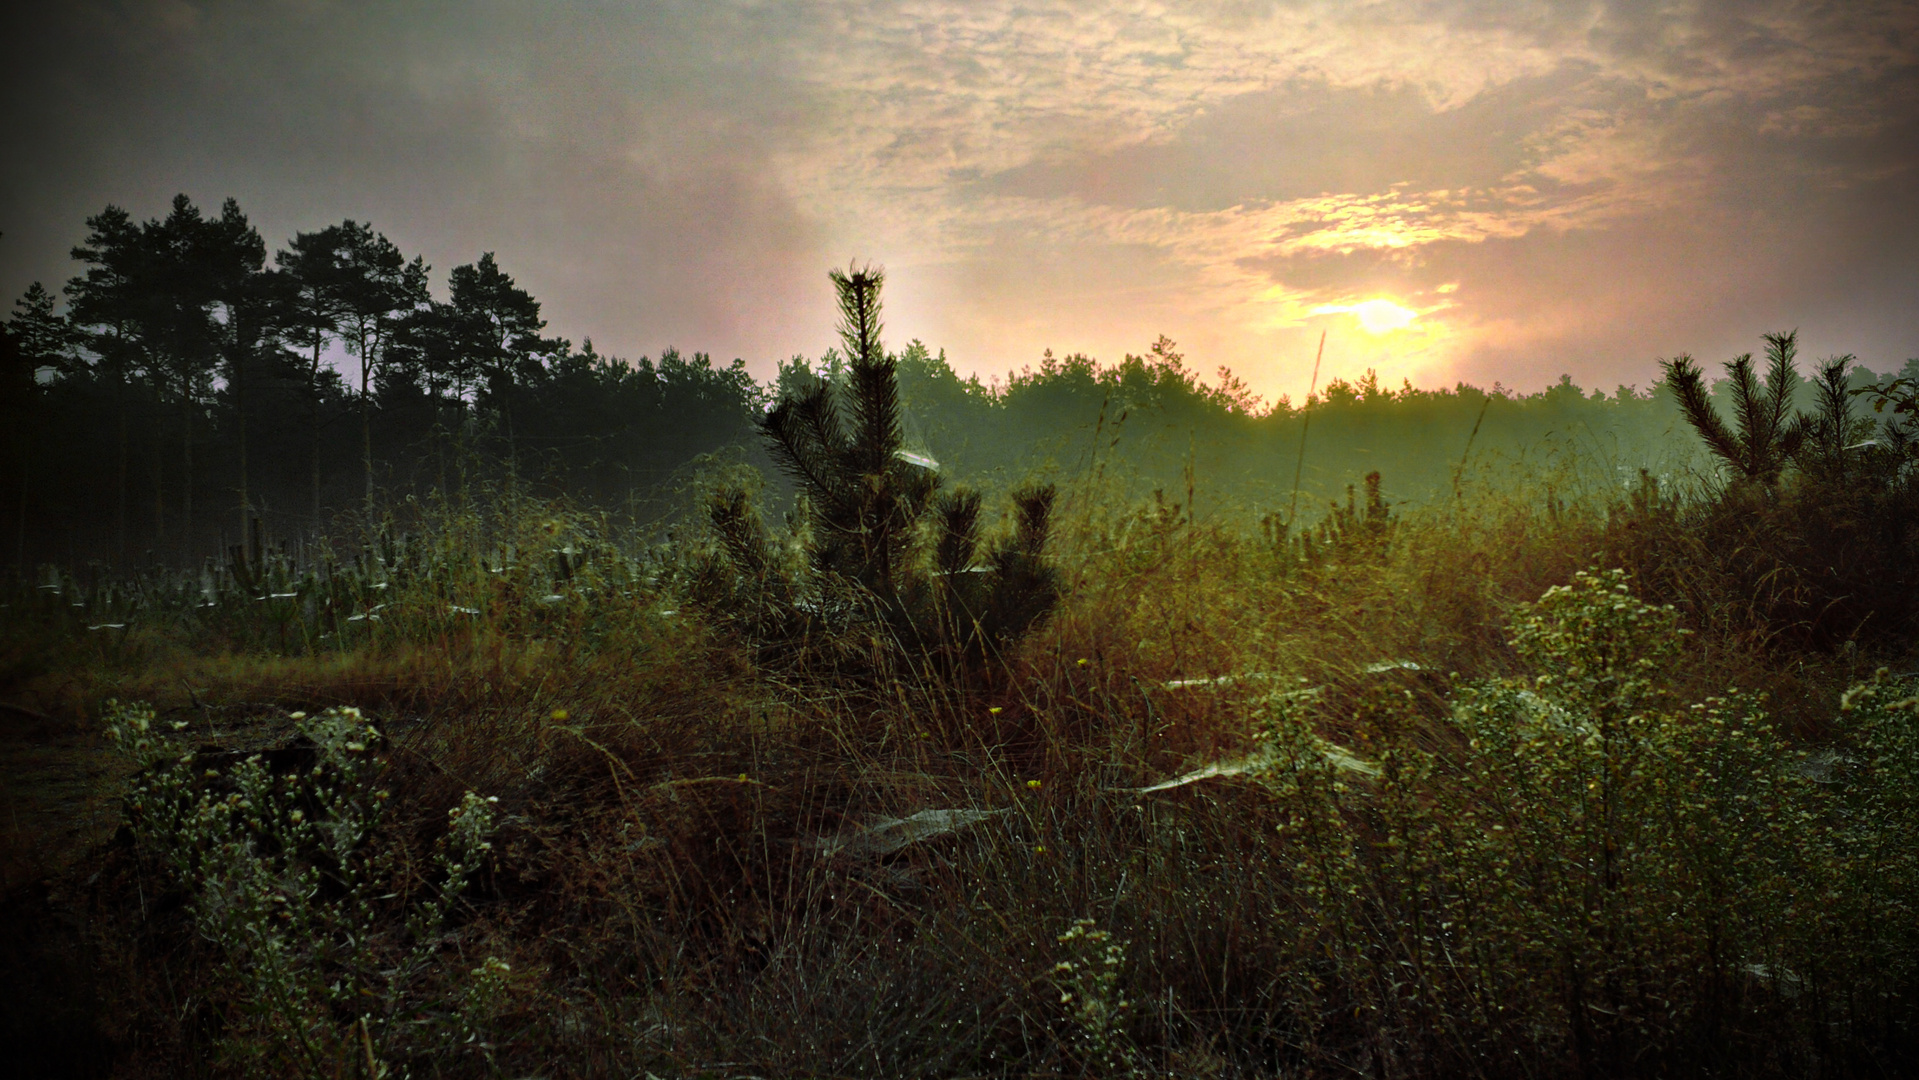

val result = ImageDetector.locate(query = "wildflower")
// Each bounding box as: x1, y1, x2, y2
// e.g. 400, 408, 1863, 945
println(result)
989, 706, 1003, 715
551, 708, 569, 722
1027, 779, 1043, 790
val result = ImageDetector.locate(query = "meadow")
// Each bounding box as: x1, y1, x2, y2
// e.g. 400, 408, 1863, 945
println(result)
3, 263, 1918, 1078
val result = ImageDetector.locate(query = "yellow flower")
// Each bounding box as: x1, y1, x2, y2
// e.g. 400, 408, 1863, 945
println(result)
988, 706, 1003, 715
551, 708, 569, 722
1027, 779, 1043, 790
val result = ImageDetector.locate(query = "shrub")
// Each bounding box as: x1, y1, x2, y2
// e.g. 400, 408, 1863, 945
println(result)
1652, 334, 1919, 649
1222, 569, 1914, 1073
107, 701, 503, 1076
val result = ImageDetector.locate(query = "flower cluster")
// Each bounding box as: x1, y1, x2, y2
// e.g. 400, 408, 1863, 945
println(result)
1053, 918, 1137, 1076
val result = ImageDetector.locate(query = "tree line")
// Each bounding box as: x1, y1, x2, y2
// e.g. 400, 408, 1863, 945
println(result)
1, 196, 765, 569
7, 194, 1911, 573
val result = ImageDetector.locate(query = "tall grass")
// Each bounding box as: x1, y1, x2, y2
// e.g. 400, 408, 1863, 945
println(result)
8, 459, 1914, 1077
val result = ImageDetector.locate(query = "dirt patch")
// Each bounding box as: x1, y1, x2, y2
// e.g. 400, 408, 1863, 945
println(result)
0, 702, 135, 1078
0, 702, 131, 895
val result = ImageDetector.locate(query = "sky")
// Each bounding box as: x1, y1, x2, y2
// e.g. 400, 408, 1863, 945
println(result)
3, 0, 1917, 404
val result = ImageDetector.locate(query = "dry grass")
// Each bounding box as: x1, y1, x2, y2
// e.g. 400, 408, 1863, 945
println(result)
3, 475, 1915, 1078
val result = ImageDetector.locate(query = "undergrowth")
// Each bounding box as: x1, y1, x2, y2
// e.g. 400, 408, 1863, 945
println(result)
3, 329, 1916, 1078
4, 464, 1915, 1078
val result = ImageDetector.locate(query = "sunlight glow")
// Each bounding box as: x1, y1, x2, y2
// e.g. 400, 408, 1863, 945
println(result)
1313, 298, 1419, 334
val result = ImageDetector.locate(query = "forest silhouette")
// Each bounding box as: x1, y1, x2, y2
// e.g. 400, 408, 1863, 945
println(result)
17, 194, 1916, 570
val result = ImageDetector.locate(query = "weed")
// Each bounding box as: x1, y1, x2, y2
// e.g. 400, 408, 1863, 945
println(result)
106, 700, 500, 1076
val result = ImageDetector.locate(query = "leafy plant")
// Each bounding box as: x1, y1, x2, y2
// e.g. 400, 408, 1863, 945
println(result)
1051, 918, 1140, 1076
1220, 569, 1913, 1073
107, 701, 503, 1076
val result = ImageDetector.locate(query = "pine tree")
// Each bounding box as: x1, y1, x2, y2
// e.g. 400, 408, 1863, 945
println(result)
1658, 331, 1919, 648
2, 283, 66, 569
66, 205, 147, 563
701, 263, 1060, 683
275, 227, 351, 529
327, 222, 429, 515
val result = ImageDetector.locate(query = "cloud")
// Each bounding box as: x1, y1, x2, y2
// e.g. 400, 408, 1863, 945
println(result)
0, 0, 835, 364
3, 0, 1915, 400
845, 0, 1919, 393
984, 68, 1606, 212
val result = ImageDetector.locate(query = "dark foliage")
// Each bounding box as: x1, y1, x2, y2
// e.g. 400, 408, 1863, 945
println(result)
697, 264, 1060, 684
3, 196, 769, 568
1661, 331, 1807, 487
1637, 334, 1919, 650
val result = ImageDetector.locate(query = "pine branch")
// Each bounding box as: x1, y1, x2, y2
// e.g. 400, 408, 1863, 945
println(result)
828, 264, 900, 479
1761, 331, 1802, 451
1011, 484, 1056, 561
848, 352, 903, 479
935, 488, 982, 579
1794, 355, 1856, 478
982, 484, 1061, 647
1725, 353, 1772, 478
761, 384, 851, 521
829, 264, 884, 367
1663, 355, 1743, 472
1813, 356, 1853, 455
709, 487, 773, 581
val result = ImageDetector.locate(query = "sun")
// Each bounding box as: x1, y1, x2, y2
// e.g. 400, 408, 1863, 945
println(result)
1351, 298, 1417, 334
1313, 298, 1418, 335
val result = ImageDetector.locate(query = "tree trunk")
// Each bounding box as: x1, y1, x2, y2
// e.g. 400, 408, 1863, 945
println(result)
311, 405, 323, 534
14, 436, 27, 572
181, 395, 194, 557
503, 397, 519, 495
360, 326, 375, 519
311, 339, 324, 533
116, 368, 129, 568
361, 383, 373, 518
236, 345, 249, 570
151, 421, 164, 549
